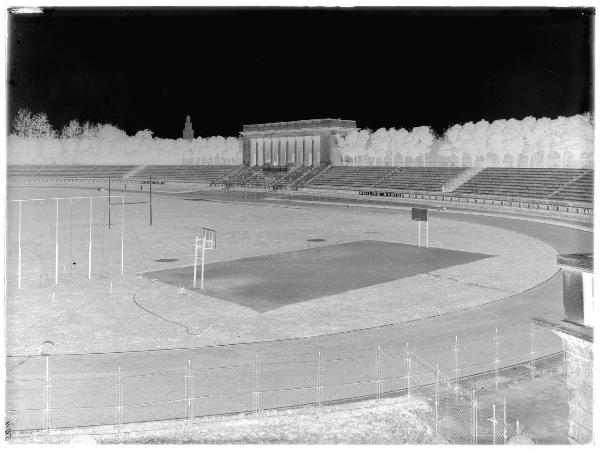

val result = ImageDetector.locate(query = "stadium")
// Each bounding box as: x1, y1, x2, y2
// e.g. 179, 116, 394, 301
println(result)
5, 6, 594, 446
5, 115, 594, 444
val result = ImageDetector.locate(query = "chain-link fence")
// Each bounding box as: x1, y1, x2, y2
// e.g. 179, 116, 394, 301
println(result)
6, 323, 562, 441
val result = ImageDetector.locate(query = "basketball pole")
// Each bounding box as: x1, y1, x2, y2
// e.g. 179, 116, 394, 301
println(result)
88, 197, 93, 280
426, 220, 429, 248
418, 221, 421, 247
55, 199, 59, 285
17, 200, 22, 290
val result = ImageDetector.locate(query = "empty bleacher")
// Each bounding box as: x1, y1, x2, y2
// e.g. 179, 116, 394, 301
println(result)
308, 166, 465, 192
308, 166, 394, 189
451, 168, 590, 201
548, 170, 593, 204
8, 165, 136, 179
374, 167, 466, 192
127, 165, 237, 183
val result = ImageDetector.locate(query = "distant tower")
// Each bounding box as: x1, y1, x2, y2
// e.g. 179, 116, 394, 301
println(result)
183, 115, 194, 141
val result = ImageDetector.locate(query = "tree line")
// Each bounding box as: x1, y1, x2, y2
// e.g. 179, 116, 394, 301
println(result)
8, 109, 593, 168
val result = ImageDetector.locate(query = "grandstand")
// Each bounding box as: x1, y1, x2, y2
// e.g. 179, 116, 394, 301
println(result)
127, 165, 236, 183
451, 168, 592, 203
6, 164, 593, 209
7, 165, 136, 179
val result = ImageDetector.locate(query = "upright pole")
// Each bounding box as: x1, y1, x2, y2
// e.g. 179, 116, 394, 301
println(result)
474, 396, 478, 444
503, 397, 507, 444
495, 327, 499, 390
55, 199, 59, 285
405, 342, 411, 400
530, 322, 535, 379
149, 174, 153, 226
454, 336, 459, 399
254, 354, 260, 413
45, 355, 49, 433
116, 366, 121, 433
377, 345, 381, 403
426, 221, 429, 248
187, 360, 192, 421
435, 363, 439, 435
193, 237, 198, 288
492, 404, 497, 445
18, 200, 22, 290
200, 235, 206, 290
70, 198, 73, 275
121, 196, 124, 277
472, 389, 476, 444
88, 197, 93, 280
108, 177, 111, 230
317, 351, 322, 407
418, 221, 421, 247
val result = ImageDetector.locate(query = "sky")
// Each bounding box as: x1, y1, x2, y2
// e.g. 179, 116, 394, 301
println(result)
7, 7, 594, 139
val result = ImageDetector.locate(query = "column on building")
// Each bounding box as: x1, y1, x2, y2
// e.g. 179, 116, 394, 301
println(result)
303, 136, 312, 166
295, 136, 304, 166
279, 138, 286, 166
272, 138, 279, 166
287, 137, 295, 164
312, 135, 321, 167
250, 139, 257, 166
257, 138, 264, 166
263, 138, 271, 164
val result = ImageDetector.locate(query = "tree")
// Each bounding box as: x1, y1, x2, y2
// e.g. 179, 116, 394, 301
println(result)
12, 108, 56, 139
61, 119, 83, 139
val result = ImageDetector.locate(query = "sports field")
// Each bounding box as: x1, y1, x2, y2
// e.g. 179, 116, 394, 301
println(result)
5, 184, 559, 354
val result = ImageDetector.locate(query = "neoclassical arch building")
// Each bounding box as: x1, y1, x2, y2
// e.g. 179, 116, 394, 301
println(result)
241, 119, 357, 167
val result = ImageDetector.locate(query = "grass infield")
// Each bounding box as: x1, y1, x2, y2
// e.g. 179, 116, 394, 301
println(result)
143, 240, 492, 312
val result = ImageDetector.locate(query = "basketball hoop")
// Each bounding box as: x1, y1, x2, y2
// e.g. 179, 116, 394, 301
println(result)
193, 228, 217, 289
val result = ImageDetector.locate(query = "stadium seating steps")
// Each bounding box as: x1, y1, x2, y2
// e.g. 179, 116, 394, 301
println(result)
452, 168, 593, 204
308, 166, 465, 192
7, 165, 593, 205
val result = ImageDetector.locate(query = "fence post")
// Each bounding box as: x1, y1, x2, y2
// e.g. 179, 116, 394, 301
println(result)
454, 336, 459, 399
45, 355, 49, 434
475, 395, 478, 444
377, 346, 381, 403
405, 343, 411, 400
254, 354, 260, 413
116, 366, 122, 434
491, 404, 497, 445
530, 322, 535, 379
495, 327, 499, 390
317, 351, 321, 407
187, 360, 192, 421
503, 397, 507, 444
435, 363, 439, 435
471, 389, 476, 444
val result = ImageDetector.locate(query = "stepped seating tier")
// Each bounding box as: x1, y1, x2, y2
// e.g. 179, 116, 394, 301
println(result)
128, 165, 237, 183
309, 167, 395, 189
8, 165, 136, 179
309, 166, 465, 192
548, 171, 594, 204
452, 168, 590, 200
